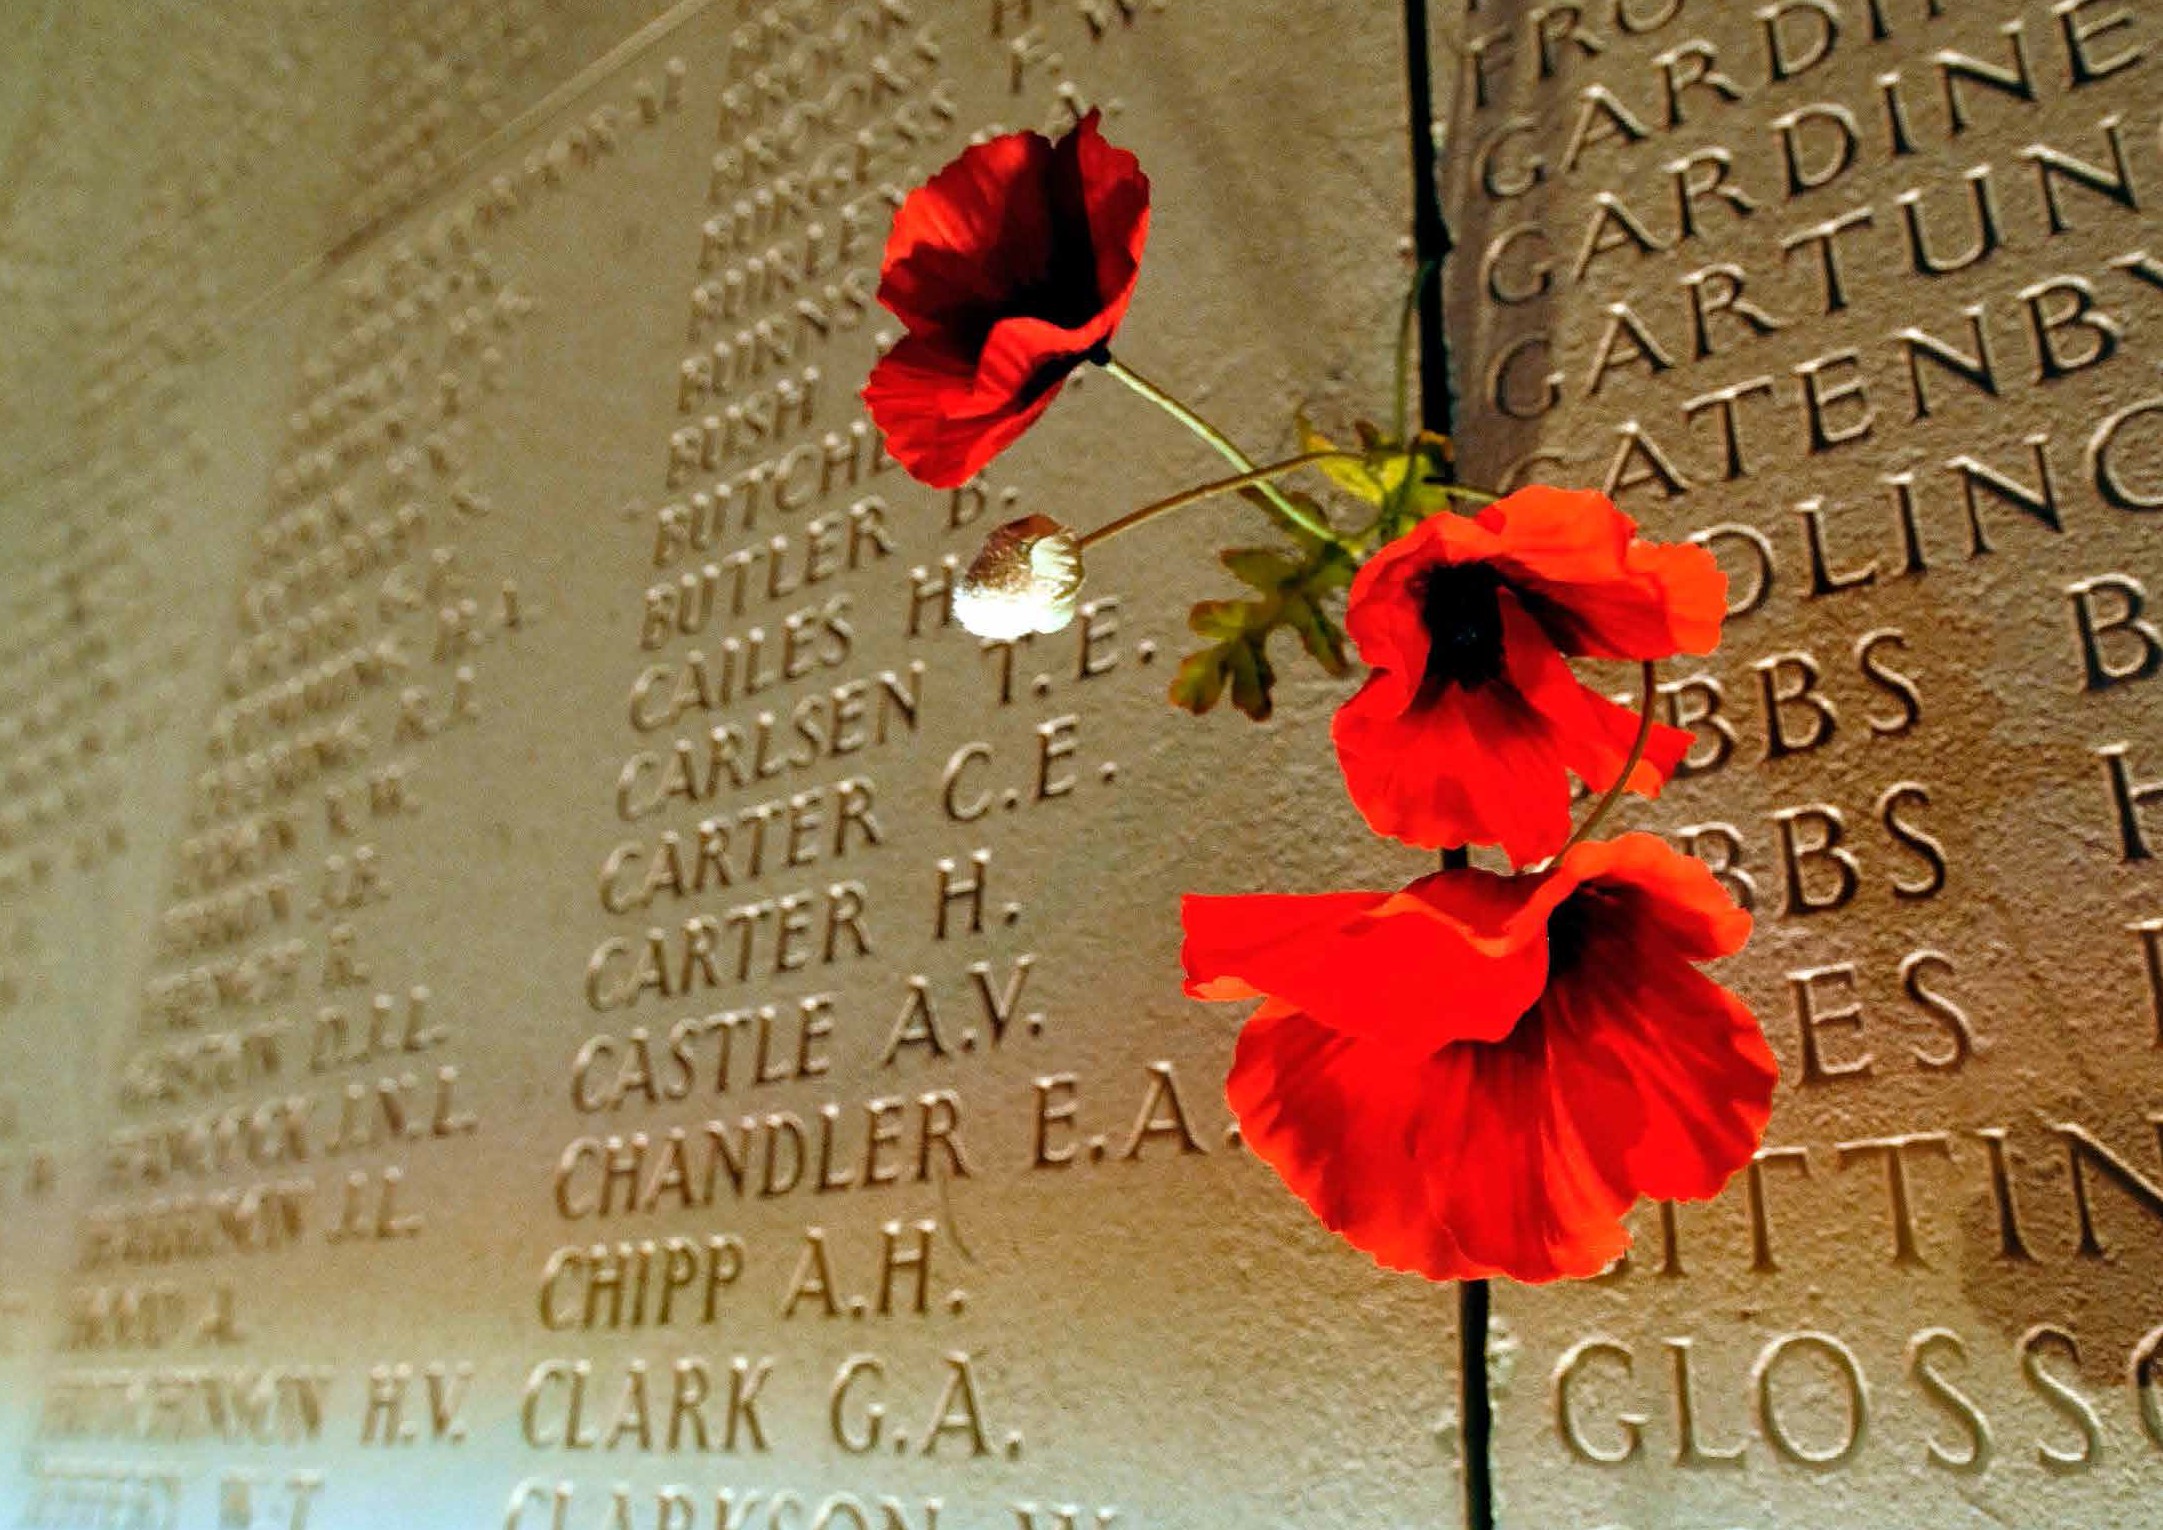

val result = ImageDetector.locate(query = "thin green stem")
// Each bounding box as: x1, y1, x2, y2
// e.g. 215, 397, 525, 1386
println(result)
1351, 471, 1496, 551
1556, 660, 1660, 858
1097, 355, 1337, 546
1078, 450, 1361, 550
1431, 480, 1496, 508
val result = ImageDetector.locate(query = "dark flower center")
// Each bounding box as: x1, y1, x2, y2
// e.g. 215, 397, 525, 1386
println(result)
1546, 888, 1602, 978
997, 174, 1109, 404
1008, 242, 1103, 332
1412, 562, 1506, 707
1010, 160, 1106, 332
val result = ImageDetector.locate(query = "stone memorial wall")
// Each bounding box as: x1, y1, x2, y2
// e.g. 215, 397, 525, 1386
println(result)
0, 1, 2158, 1526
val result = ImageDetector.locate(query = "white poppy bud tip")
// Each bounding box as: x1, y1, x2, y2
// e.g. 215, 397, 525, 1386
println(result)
952, 514, 1085, 640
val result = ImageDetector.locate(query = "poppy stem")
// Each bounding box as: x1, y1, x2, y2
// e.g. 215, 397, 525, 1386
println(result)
1459, 1278, 1495, 1530
1556, 660, 1660, 859
1392, 261, 1437, 452
1077, 449, 1365, 551
1096, 355, 1342, 546
1438, 862, 1484, 1530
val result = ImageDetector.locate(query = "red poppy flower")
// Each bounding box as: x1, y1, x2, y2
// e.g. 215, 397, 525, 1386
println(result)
1183, 833, 1777, 1284
862, 111, 1150, 488
1332, 487, 1725, 867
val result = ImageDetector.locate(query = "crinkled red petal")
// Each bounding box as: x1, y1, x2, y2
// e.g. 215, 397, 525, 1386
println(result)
1536, 931, 1777, 1208
861, 332, 1067, 490
1224, 838, 1771, 1284
1341, 489, 1726, 696
877, 133, 1059, 335
1065, 111, 1151, 338
1181, 885, 1542, 1048
1503, 833, 1755, 959
1228, 1002, 1503, 1281
1340, 516, 1451, 705
1333, 592, 1691, 863
865, 114, 1150, 486
1473, 487, 1727, 658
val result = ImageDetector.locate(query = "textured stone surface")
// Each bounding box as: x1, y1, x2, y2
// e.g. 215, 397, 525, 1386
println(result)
0, 1, 2159, 1526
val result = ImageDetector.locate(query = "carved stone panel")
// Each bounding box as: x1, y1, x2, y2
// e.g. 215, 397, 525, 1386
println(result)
1, 1, 2159, 1526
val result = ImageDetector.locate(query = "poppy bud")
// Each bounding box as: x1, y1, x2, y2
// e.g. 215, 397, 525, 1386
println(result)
952, 514, 1085, 640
